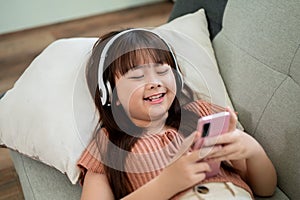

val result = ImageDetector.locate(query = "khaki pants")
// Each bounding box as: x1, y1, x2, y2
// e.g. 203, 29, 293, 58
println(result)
178, 182, 253, 200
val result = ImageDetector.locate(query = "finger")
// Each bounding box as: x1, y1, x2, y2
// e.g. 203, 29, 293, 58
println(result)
198, 146, 215, 159
194, 131, 202, 140
202, 134, 227, 147
175, 132, 198, 157
198, 145, 222, 159
191, 131, 203, 150
189, 149, 204, 162
226, 107, 238, 131
188, 148, 213, 162
190, 173, 207, 183
192, 161, 211, 173
203, 130, 239, 147
208, 151, 241, 162
226, 106, 237, 120
207, 145, 240, 161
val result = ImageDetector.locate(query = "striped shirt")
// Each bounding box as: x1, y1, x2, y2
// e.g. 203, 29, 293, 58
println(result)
77, 100, 252, 198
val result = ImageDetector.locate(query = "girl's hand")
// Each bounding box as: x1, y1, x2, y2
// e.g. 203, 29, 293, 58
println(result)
200, 108, 277, 196
203, 128, 262, 162
156, 145, 211, 197
202, 107, 262, 162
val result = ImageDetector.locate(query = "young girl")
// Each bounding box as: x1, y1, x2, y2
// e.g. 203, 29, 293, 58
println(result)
78, 28, 276, 199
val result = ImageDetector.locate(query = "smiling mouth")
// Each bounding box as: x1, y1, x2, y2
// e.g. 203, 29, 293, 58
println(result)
143, 93, 165, 102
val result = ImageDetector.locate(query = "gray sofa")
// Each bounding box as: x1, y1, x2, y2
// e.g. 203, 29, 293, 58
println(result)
5, 0, 300, 199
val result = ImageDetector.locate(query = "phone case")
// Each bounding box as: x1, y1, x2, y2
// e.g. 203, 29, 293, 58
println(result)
194, 111, 230, 178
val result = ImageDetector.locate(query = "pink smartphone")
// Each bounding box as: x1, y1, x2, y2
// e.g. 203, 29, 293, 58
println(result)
193, 111, 230, 178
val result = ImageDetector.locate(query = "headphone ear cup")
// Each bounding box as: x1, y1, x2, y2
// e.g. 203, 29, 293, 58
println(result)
100, 80, 112, 106
99, 82, 107, 106
106, 80, 113, 105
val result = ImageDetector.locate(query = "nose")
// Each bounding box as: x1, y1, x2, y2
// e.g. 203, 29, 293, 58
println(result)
148, 83, 161, 90
146, 73, 162, 90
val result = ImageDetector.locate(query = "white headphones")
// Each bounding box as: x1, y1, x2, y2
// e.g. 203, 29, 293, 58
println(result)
98, 28, 183, 106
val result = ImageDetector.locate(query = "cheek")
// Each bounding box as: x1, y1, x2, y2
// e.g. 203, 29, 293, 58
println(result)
116, 81, 143, 107
166, 74, 177, 95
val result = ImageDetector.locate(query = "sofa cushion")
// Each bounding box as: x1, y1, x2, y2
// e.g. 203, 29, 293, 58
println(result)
10, 150, 82, 200
212, 1, 300, 199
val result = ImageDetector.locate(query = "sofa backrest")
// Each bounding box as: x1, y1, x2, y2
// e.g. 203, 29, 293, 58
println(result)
213, 1, 300, 199
169, 0, 228, 40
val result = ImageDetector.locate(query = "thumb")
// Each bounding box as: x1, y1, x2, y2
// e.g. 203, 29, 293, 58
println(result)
168, 131, 198, 164
191, 131, 204, 150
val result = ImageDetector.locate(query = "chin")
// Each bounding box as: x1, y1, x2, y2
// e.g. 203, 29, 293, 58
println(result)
148, 110, 168, 121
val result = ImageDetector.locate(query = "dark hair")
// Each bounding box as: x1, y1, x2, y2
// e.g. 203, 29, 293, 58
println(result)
86, 29, 235, 199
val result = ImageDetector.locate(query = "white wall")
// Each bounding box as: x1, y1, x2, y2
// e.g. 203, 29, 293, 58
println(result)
0, 0, 165, 34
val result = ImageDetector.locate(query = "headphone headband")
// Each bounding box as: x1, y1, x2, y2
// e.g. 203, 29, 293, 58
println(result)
98, 28, 183, 106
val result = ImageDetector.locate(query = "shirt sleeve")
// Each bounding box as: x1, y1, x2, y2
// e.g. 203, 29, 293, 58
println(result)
77, 137, 105, 185
184, 100, 244, 130
183, 99, 226, 117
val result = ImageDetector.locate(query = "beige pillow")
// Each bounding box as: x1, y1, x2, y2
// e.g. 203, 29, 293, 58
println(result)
155, 9, 233, 108
0, 9, 239, 184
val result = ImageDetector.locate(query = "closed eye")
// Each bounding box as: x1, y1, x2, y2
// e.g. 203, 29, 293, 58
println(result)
157, 68, 170, 75
126, 67, 144, 79
129, 75, 144, 79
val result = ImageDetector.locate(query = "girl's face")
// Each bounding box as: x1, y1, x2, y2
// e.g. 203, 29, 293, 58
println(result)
115, 62, 177, 127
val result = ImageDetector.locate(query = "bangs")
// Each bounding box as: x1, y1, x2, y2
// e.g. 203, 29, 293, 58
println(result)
102, 30, 176, 78
113, 48, 175, 77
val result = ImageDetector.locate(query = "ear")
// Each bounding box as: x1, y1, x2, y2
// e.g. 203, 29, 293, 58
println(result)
116, 99, 121, 106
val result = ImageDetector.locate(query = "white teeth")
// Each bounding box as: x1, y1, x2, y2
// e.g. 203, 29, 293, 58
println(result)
145, 93, 164, 101
149, 94, 162, 100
